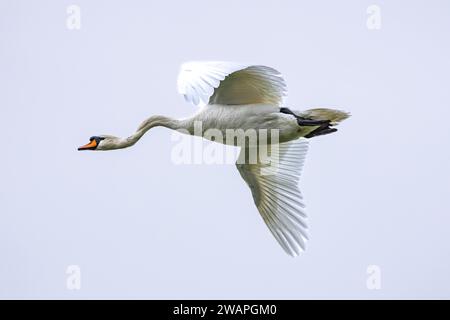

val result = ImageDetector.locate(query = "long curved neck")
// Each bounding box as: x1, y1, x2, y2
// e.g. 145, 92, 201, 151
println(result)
121, 115, 188, 148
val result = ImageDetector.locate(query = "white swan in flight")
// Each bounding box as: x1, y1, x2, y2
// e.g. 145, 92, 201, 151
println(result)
78, 61, 349, 256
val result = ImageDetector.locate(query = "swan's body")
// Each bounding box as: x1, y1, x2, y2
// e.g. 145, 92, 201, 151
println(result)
79, 61, 349, 256
184, 104, 304, 143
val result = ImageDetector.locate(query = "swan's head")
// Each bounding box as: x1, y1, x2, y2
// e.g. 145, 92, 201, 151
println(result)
78, 135, 123, 151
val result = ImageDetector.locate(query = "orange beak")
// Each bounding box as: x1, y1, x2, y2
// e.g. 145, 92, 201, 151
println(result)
78, 139, 97, 151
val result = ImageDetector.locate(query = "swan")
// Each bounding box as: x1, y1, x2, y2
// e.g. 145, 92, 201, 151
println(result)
78, 61, 349, 256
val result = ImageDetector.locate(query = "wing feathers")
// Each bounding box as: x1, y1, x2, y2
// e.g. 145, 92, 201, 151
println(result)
236, 139, 309, 256
177, 61, 287, 107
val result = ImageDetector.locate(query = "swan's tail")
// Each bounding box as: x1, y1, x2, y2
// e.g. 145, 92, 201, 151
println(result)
299, 108, 350, 138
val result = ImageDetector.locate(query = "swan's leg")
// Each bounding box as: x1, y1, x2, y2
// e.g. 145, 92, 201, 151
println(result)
280, 107, 339, 138
279, 107, 330, 126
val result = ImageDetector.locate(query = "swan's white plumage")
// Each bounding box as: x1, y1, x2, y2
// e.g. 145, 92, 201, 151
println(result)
236, 139, 309, 256
177, 61, 287, 107
82, 61, 349, 257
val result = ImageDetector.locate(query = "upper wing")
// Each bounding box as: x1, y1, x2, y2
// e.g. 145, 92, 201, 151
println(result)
236, 139, 309, 257
177, 61, 287, 107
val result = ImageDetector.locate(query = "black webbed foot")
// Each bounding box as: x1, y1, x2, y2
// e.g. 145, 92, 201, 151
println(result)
280, 107, 338, 138
297, 118, 331, 126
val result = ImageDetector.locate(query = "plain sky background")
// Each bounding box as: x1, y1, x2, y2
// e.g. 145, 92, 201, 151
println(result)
1, 0, 449, 299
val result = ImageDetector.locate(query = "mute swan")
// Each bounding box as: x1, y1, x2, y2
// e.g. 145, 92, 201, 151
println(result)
78, 62, 349, 256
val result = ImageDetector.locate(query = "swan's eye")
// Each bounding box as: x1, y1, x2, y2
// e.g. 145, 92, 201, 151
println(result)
89, 136, 105, 142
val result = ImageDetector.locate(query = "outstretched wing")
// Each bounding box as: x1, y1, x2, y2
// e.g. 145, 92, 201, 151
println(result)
236, 139, 309, 257
177, 61, 287, 107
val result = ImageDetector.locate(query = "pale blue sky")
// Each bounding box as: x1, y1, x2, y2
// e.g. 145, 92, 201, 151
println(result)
1, 0, 449, 298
